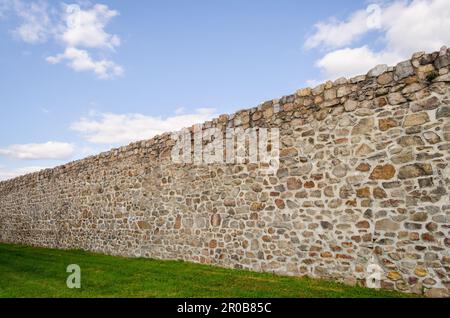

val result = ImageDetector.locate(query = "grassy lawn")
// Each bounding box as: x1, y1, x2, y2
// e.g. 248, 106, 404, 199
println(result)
0, 243, 413, 298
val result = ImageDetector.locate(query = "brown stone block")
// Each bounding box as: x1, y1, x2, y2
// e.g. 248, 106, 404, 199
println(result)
379, 118, 398, 131
369, 164, 396, 180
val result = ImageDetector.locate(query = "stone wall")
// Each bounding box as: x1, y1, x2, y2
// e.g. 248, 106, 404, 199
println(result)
1, 48, 449, 297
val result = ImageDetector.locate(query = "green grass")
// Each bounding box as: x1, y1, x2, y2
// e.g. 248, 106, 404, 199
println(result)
0, 243, 413, 298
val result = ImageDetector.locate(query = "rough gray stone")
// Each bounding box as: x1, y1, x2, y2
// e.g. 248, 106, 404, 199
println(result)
394, 60, 415, 80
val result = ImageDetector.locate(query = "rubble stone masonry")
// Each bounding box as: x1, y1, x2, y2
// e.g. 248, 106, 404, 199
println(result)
1, 48, 450, 297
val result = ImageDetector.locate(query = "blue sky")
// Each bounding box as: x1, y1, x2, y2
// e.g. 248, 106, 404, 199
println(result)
1, 0, 449, 180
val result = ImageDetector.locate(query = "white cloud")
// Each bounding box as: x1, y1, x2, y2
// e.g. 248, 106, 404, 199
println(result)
53, 3, 123, 79
47, 47, 123, 79
61, 4, 120, 49
0, 141, 75, 160
71, 109, 217, 144
13, 0, 52, 43
380, 0, 450, 56
315, 46, 402, 80
305, 9, 373, 50
306, 0, 450, 80
0, 1, 123, 79
0, 165, 49, 181
0, 0, 53, 43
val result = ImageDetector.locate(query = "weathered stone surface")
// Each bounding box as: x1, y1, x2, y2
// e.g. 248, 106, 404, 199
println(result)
410, 212, 428, 222
405, 222, 422, 230
332, 164, 348, 178
369, 164, 396, 180
395, 60, 415, 80
250, 202, 264, 211
414, 267, 428, 277
344, 99, 358, 112
324, 88, 336, 101
275, 199, 285, 209
434, 54, 450, 69
419, 178, 434, 189
355, 144, 374, 157
174, 215, 182, 229
444, 131, 450, 141
426, 222, 438, 231
287, 177, 302, 190
320, 221, 333, 230
387, 271, 402, 281
352, 118, 374, 135
137, 221, 150, 230
251, 183, 263, 192
312, 83, 324, 95
403, 112, 430, 127
377, 72, 393, 85
376, 219, 400, 231
211, 214, 221, 227
379, 118, 398, 131
314, 109, 329, 121
356, 163, 371, 172
209, 239, 217, 248
388, 92, 407, 105
417, 64, 436, 80
397, 136, 424, 147
368, 64, 388, 77
398, 164, 433, 179
337, 85, 351, 98
391, 150, 414, 164
373, 187, 387, 199
434, 72, 450, 82
411, 96, 440, 112
402, 83, 423, 94
356, 187, 370, 198
356, 220, 370, 229
436, 106, 450, 119
224, 199, 236, 207
297, 88, 311, 97
423, 131, 441, 144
